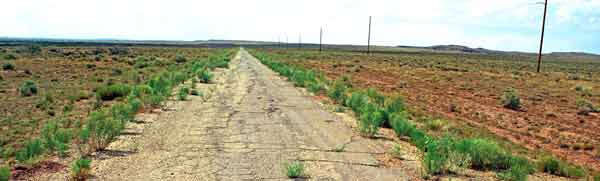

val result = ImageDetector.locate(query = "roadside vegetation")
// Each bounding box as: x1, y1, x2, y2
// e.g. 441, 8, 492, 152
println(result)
285, 161, 305, 178
0, 45, 233, 179
252, 49, 595, 180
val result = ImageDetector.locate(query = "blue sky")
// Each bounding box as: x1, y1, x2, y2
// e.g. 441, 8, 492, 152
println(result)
1, 0, 599, 53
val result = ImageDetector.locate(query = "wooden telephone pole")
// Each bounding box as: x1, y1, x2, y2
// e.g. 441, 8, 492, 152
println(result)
367, 16, 372, 55
537, 0, 548, 73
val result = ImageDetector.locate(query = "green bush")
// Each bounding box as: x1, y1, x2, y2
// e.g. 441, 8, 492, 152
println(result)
198, 69, 213, 83
454, 138, 511, 170
96, 84, 131, 101
307, 81, 324, 93
389, 112, 415, 137
19, 80, 38, 97
128, 98, 143, 113
424, 136, 471, 175
3, 53, 17, 60
40, 122, 72, 157
178, 87, 189, 101
174, 54, 187, 63
357, 103, 385, 137
207, 54, 230, 68
497, 161, 531, 181
366, 88, 385, 107
148, 75, 173, 97
111, 103, 135, 123
173, 72, 187, 84
285, 161, 304, 178
425, 119, 448, 131
501, 88, 521, 110
385, 96, 406, 115
346, 91, 369, 114
148, 94, 164, 108
81, 110, 124, 152
409, 129, 431, 151
327, 79, 348, 104
575, 85, 593, 97
0, 166, 10, 181
70, 158, 92, 180
2, 63, 14, 70
576, 98, 597, 115
539, 157, 586, 178
15, 139, 45, 163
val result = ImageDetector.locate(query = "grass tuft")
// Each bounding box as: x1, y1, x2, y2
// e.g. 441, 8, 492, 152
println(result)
285, 161, 305, 178
70, 157, 92, 180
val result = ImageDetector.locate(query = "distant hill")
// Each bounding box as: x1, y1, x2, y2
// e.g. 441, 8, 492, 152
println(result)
1, 37, 599, 60
397, 44, 600, 58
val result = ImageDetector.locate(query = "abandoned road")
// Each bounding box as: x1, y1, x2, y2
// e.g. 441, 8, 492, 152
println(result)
38, 49, 419, 180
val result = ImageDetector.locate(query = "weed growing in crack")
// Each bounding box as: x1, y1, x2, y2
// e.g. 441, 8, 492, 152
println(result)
285, 161, 304, 178
390, 144, 403, 159
334, 144, 345, 152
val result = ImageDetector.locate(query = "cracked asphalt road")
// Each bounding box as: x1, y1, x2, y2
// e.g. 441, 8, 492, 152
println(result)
83, 49, 417, 180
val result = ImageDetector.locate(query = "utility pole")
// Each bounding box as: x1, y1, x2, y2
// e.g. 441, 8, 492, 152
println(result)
367, 16, 372, 55
537, 0, 548, 73
278, 35, 281, 49
319, 27, 323, 53
286, 35, 289, 49
299, 33, 302, 49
